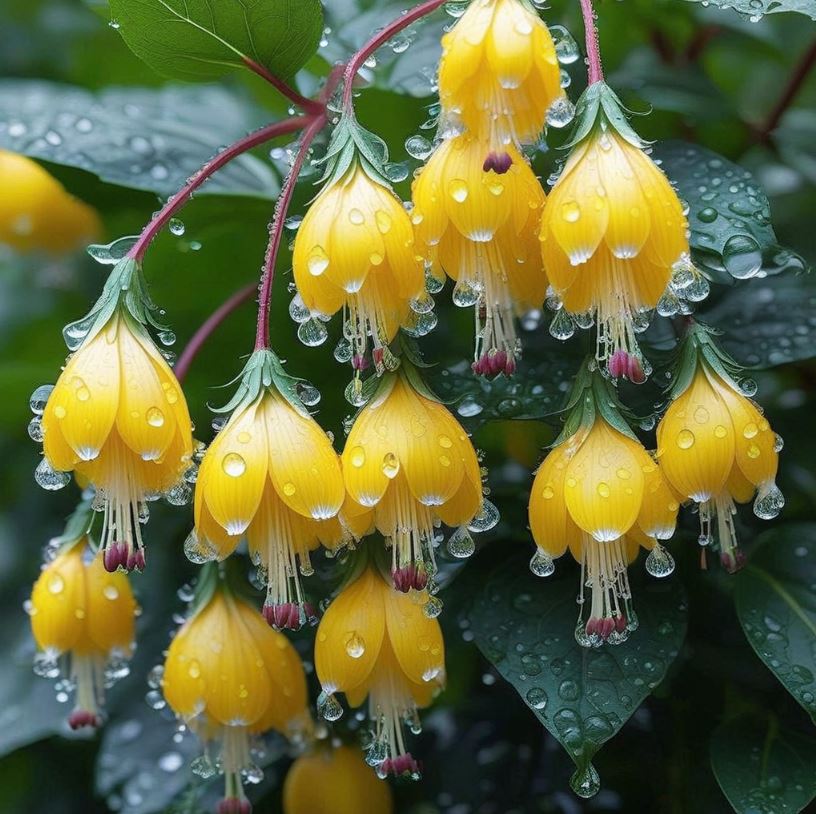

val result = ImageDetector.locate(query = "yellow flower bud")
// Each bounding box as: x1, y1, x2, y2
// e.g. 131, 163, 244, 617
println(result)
657, 362, 782, 570
342, 373, 483, 591
529, 418, 675, 645
41, 310, 193, 572
540, 129, 690, 376
283, 745, 394, 814
293, 165, 424, 363
411, 134, 547, 373
29, 544, 136, 729
438, 0, 566, 146
0, 149, 100, 253
192, 389, 347, 628
162, 588, 310, 811
315, 566, 444, 778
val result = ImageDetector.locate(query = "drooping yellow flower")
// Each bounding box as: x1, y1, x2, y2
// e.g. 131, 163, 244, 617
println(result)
292, 163, 424, 368
541, 125, 690, 379
437, 0, 567, 146
411, 134, 547, 374
0, 149, 100, 253
30, 542, 136, 729
162, 585, 310, 814
342, 371, 486, 591
41, 309, 193, 571
283, 744, 394, 814
315, 565, 444, 778
190, 355, 347, 628
529, 413, 677, 645
657, 346, 782, 570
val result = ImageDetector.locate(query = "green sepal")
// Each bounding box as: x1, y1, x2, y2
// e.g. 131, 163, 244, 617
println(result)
561, 81, 647, 152
394, 332, 457, 407
552, 358, 641, 446
50, 497, 95, 555
188, 561, 220, 618
666, 320, 745, 401
317, 112, 393, 189
397, 333, 435, 370
62, 257, 169, 351
212, 348, 313, 419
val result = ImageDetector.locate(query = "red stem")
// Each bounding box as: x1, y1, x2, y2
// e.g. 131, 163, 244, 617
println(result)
341, 0, 448, 110
174, 283, 257, 383
127, 116, 310, 263
242, 57, 324, 113
579, 0, 604, 85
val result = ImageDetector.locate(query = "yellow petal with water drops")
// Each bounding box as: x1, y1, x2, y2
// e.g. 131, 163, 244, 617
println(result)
411, 156, 450, 251
637, 461, 680, 540
564, 421, 647, 542
138, 424, 189, 494
502, 220, 549, 312
435, 457, 482, 527
199, 400, 268, 536
438, 0, 494, 100
339, 494, 376, 541
283, 745, 394, 814
361, 259, 416, 342
315, 567, 386, 694
625, 526, 654, 563
237, 602, 308, 735
599, 134, 651, 261
196, 498, 241, 560
30, 546, 88, 655
485, 0, 535, 91
384, 587, 445, 687
263, 395, 344, 520
44, 317, 121, 463
198, 593, 271, 728
529, 442, 582, 557
712, 374, 778, 489
656, 368, 735, 502
726, 462, 757, 504
42, 414, 79, 472
84, 553, 136, 654
116, 319, 177, 462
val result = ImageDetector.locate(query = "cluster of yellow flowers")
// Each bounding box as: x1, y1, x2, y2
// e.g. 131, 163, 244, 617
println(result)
15, 0, 785, 810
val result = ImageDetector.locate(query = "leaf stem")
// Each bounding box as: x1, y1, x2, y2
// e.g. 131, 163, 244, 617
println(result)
126, 116, 310, 263
341, 0, 448, 111
174, 282, 257, 383
578, 0, 604, 85
242, 57, 325, 113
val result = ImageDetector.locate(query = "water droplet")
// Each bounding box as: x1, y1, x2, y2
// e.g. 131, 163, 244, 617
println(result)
405, 135, 433, 160
29, 385, 54, 415
168, 218, 185, 237
447, 526, 475, 558
103, 585, 120, 600
448, 178, 469, 203
381, 452, 400, 479
344, 632, 366, 659
570, 763, 601, 798
754, 484, 784, 520
297, 318, 328, 347
146, 407, 165, 427
317, 691, 344, 721
48, 575, 65, 595
676, 429, 695, 449
525, 687, 548, 710
723, 234, 763, 280
222, 453, 246, 477
645, 544, 675, 578
546, 96, 575, 129
529, 548, 555, 577
35, 458, 70, 491
468, 499, 500, 532
307, 246, 329, 276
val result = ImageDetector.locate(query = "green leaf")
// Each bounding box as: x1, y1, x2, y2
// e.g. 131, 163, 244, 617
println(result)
701, 270, 816, 368
735, 524, 816, 723
0, 80, 278, 199
683, 0, 816, 21
653, 140, 807, 282
711, 715, 816, 814
108, 0, 323, 82
467, 551, 687, 796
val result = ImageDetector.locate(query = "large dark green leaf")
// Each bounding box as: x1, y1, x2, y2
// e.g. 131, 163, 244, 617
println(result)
654, 140, 807, 281
683, 0, 816, 20
0, 80, 278, 199
735, 524, 816, 723
711, 715, 816, 814
467, 551, 687, 797
108, 0, 323, 82
700, 270, 816, 368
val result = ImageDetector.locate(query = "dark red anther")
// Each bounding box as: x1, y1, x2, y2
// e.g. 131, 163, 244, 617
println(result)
584, 617, 599, 638
599, 617, 616, 640
127, 547, 146, 572
68, 709, 100, 730
626, 354, 646, 384
720, 549, 746, 574
607, 350, 628, 380
351, 354, 369, 371
216, 798, 252, 814
392, 565, 416, 593
482, 151, 513, 174
263, 602, 302, 630
103, 541, 127, 573
382, 753, 422, 777
615, 614, 628, 633
372, 347, 385, 368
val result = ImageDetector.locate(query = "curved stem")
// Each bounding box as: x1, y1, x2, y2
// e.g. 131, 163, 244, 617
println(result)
127, 116, 310, 264
341, 0, 448, 111
579, 0, 604, 85
174, 283, 257, 384
242, 57, 324, 114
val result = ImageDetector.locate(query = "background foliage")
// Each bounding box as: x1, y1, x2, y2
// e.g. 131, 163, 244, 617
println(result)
1, 0, 816, 812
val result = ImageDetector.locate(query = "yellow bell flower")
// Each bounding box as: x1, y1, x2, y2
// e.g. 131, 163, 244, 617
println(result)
529, 416, 677, 645
283, 744, 394, 814
190, 373, 347, 629
540, 126, 690, 379
315, 565, 444, 778
162, 586, 310, 814
342, 371, 485, 591
0, 149, 100, 253
656, 356, 782, 571
437, 0, 567, 146
292, 163, 424, 368
41, 309, 193, 571
29, 542, 136, 729
411, 133, 547, 375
